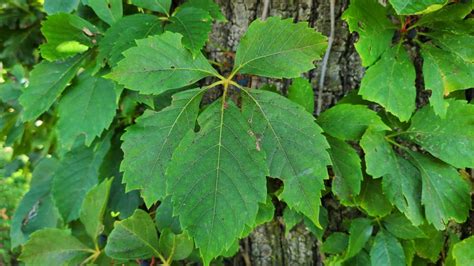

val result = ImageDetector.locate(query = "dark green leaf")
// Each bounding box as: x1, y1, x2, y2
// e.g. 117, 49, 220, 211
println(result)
287, 77, 314, 114
383, 213, 427, 240
158, 229, 194, 261
345, 218, 373, 260
82, 0, 123, 26
389, 0, 447, 15
355, 177, 393, 218
44, 0, 80, 14
180, 0, 226, 21
131, 0, 171, 15
322, 232, 349, 255
370, 230, 405, 266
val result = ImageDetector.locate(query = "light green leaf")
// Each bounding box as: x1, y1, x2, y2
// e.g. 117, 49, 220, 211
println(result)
370, 231, 405, 266
80, 178, 113, 242
19, 54, 86, 121
360, 128, 424, 225
234, 17, 327, 78
131, 0, 171, 15
318, 104, 390, 141
121, 88, 204, 206
19, 228, 93, 265
158, 229, 194, 261
416, 1, 473, 26
165, 7, 212, 57
359, 46, 416, 122
408, 151, 471, 230
39, 14, 99, 61
453, 236, 474, 266
10, 158, 61, 248
166, 99, 268, 265
431, 30, 474, 64
44, 0, 80, 14
389, 0, 447, 15
282, 207, 303, 235
180, 0, 226, 21
421, 44, 474, 117
356, 177, 392, 218
287, 77, 314, 114
322, 232, 349, 255
82, 0, 123, 26
242, 89, 330, 227
107, 32, 218, 94
407, 99, 474, 168
326, 136, 363, 204
52, 137, 111, 222
342, 0, 394, 66
105, 209, 160, 260
98, 14, 162, 67
345, 218, 373, 260
383, 213, 427, 240
57, 73, 117, 150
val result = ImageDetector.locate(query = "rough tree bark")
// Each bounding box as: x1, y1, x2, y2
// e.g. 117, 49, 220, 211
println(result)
199, 0, 364, 265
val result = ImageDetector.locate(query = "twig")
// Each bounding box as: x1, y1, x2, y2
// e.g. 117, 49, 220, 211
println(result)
262, 0, 270, 20
316, 0, 336, 115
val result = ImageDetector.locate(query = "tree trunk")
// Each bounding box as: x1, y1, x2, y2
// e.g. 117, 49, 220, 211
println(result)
202, 0, 364, 265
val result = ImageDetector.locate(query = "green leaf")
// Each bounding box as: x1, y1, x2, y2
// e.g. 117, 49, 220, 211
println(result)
166, 99, 268, 264
360, 128, 423, 225
158, 229, 194, 261
107, 32, 218, 94
155, 196, 182, 234
318, 104, 390, 141
82, 0, 123, 26
359, 46, 416, 122
10, 158, 61, 248
80, 178, 113, 242
370, 230, 405, 266
416, 1, 473, 26
52, 137, 111, 222
234, 17, 327, 78
345, 250, 371, 266
413, 224, 444, 262
408, 151, 471, 230
453, 236, 474, 266
421, 44, 474, 117
121, 88, 204, 206
382, 213, 427, 240
44, 0, 80, 14
287, 77, 314, 114
105, 209, 160, 260
407, 99, 474, 168
180, 0, 226, 21
389, 0, 447, 15
345, 218, 373, 260
282, 207, 303, 235
131, 0, 171, 16
322, 232, 349, 255
242, 89, 330, 227
19, 228, 93, 265
98, 14, 162, 67
326, 136, 363, 204
39, 14, 99, 61
57, 73, 117, 150
19, 54, 86, 121
356, 177, 393, 217
165, 7, 212, 57
342, 0, 394, 66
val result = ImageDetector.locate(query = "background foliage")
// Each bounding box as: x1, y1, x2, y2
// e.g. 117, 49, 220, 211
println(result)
0, 0, 473, 265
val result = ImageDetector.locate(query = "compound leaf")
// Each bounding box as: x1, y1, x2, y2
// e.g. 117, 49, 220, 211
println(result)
121, 88, 205, 206
80, 178, 113, 242
242, 89, 330, 227
165, 7, 212, 57
57, 73, 117, 150
359, 46, 416, 122
98, 14, 162, 67
318, 104, 390, 141
234, 17, 327, 78
39, 13, 99, 61
370, 230, 405, 266
342, 0, 394, 66
105, 209, 160, 260
408, 151, 471, 230
19, 228, 92, 265
407, 99, 474, 168
19, 54, 86, 121
389, 0, 447, 15
107, 32, 218, 94
166, 100, 267, 264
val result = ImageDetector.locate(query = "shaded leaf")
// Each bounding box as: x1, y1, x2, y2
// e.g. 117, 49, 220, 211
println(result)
158, 229, 194, 261
322, 232, 349, 255
345, 218, 373, 260
131, 0, 171, 15
287, 77, 314, 114
44, 0, 80, 15
389, 0, 447, 15
82, 0, 123, 26
383, 213, 427, 240
355, 177, 392, 218
180, 0, 225, 21
370, 231, 405, 266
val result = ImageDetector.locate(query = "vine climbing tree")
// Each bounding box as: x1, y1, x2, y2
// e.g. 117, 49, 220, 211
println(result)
0, 0, 473, 265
